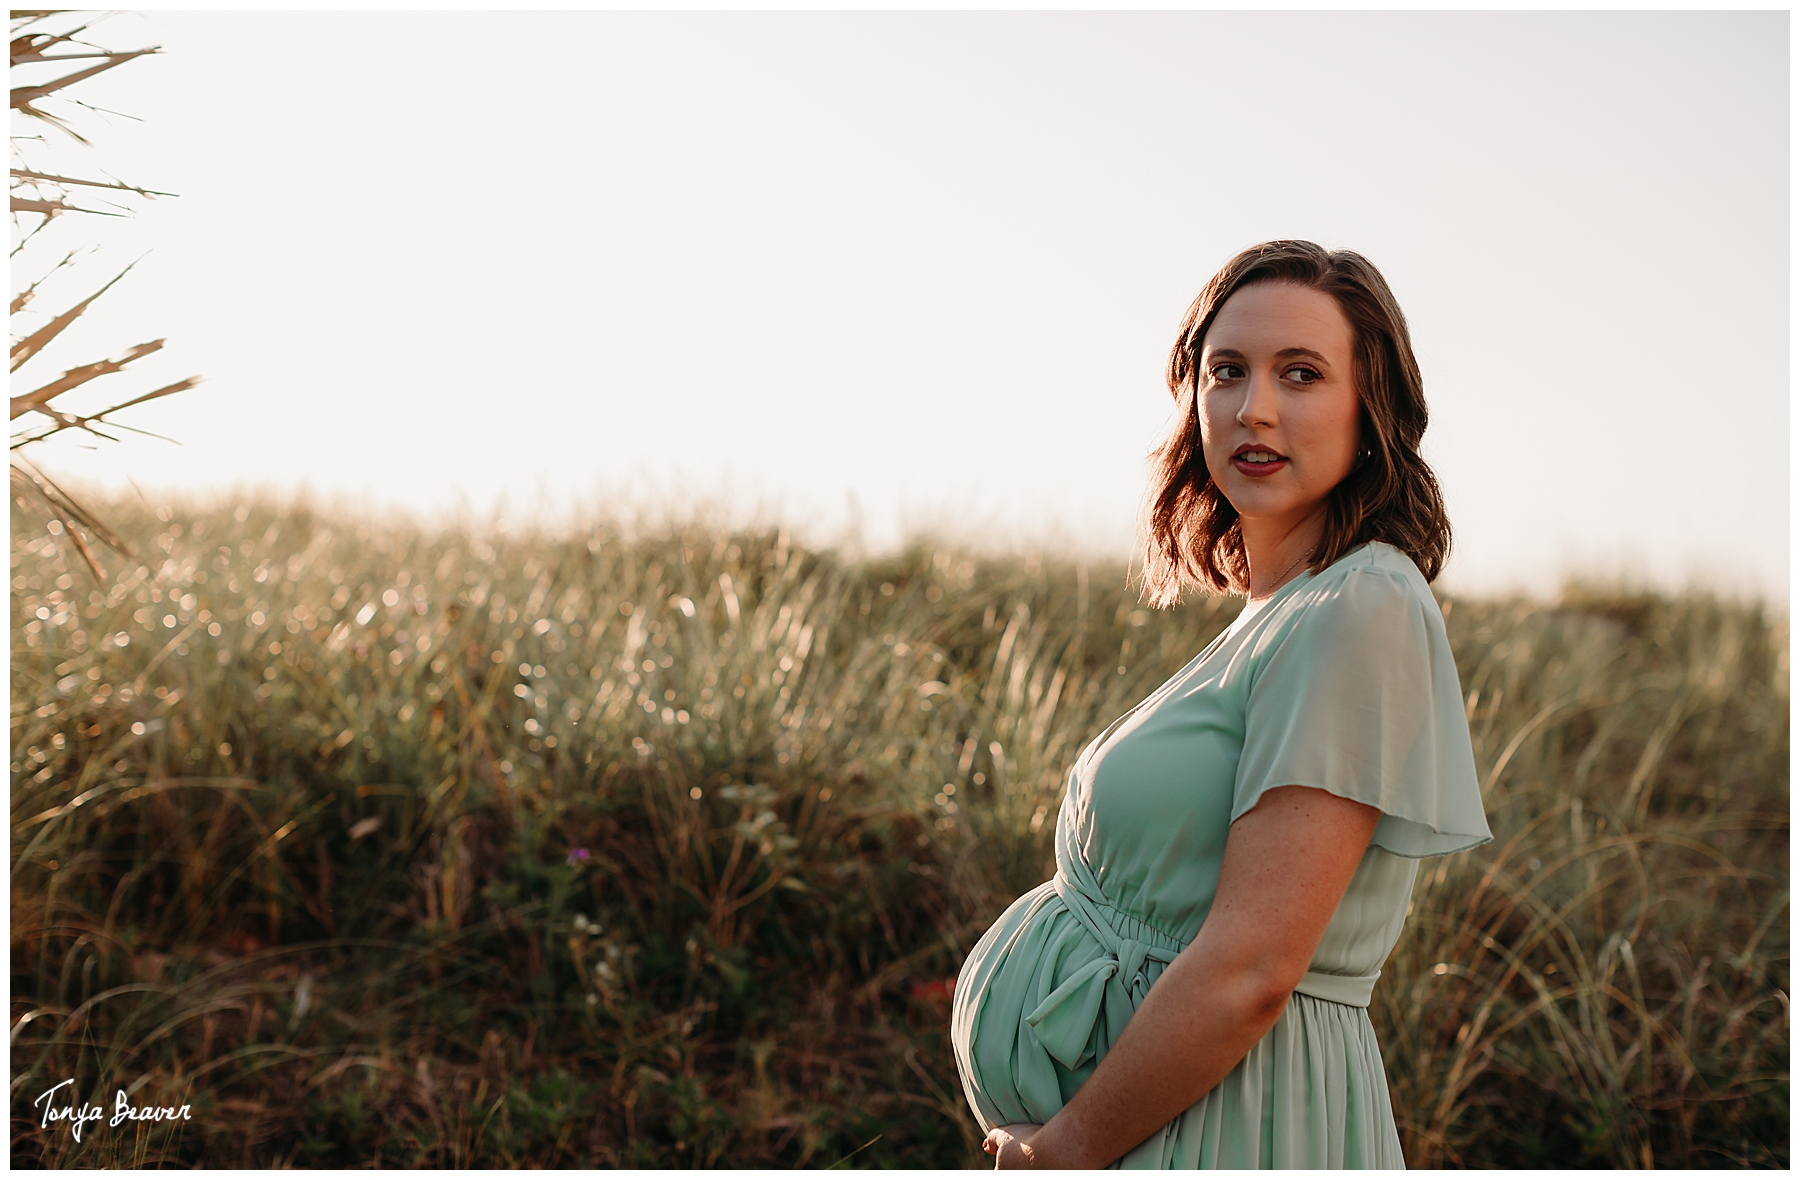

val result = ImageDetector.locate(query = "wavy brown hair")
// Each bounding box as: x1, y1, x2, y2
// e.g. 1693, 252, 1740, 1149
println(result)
1139, 240, 1452, 605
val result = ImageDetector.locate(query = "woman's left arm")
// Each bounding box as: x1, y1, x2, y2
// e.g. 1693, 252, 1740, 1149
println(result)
988, 784, 1381, 1169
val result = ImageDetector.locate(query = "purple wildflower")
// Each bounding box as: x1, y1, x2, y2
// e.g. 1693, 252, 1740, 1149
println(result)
566, 847, 591, 867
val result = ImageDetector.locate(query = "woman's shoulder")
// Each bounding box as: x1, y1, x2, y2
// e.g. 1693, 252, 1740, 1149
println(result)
1238, 541, 1490, 859
1317, 540, 1431, 592
1283, 541, 1439, 624
1225, 543, 1445, 670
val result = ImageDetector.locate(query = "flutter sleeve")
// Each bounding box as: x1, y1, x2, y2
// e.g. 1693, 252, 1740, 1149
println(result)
1232, 564, 1492, 858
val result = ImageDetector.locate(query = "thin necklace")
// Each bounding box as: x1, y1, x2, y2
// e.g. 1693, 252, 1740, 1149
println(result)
1250, 549, 1310, 603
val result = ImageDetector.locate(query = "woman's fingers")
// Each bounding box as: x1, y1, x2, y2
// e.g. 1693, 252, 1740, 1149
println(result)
983, 1124, 1043, 1169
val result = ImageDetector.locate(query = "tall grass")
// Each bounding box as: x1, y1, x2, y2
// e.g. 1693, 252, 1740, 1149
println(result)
1381, 587, 1788, 1166
10, 496, 1787, 1167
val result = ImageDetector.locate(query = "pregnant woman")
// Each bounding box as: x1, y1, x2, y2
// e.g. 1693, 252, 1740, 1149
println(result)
951, 241, 1492, 1169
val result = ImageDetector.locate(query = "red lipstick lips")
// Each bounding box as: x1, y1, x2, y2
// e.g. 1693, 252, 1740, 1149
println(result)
1230, 442, 1288, 478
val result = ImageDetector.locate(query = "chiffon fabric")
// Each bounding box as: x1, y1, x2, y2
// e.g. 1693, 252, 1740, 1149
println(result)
950, 542, 1492, 1168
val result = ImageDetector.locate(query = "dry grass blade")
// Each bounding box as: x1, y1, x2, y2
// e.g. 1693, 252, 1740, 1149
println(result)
11, 167, 176, 196
9, 247, 79, 314
11, 374, 203, 448
12, 17, 100, 59
9, 211, 59, 258
12, 337, 166, 418
86, 371, 202, 418
11, 46, 159, 112
12, 47, 119, 65
9, 257, 138, 372
9, 192, 120, 216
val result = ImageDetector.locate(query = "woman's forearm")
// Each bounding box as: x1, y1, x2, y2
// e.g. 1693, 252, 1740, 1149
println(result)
1021, 947, 1291, 1168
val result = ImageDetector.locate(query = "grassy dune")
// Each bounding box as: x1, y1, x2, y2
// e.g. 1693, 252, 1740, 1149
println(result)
10, 497, 1788, 1167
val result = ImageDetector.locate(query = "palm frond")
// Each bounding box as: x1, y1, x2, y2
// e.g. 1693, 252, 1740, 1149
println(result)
9, 11, 195, 565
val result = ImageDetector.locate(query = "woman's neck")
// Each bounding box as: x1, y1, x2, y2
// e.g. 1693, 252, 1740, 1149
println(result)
1241, 511, 1327, 602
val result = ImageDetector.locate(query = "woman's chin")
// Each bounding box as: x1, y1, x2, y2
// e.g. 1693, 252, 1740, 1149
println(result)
1221, 488, 1317, 524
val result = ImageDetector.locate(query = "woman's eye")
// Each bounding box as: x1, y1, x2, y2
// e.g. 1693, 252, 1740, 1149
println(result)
1209, 363, 1245, 382
1284, 365, 1323, 384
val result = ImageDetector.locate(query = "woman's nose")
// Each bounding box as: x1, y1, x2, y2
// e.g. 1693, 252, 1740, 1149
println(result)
1236, 373, 1278, 427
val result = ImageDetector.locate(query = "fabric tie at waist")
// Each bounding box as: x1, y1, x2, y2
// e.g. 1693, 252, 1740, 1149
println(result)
1294, 965, 1380, 1007
1022, 874, 1380, 1069
1023, 874, 1184, 1070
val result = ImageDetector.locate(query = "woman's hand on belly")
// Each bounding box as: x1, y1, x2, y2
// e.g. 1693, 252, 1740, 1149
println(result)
1018, 785, 1381, 1167
983, 1124, 1045, 1169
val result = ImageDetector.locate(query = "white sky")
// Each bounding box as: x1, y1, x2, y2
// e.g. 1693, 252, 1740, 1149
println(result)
11, 10, 1789, 600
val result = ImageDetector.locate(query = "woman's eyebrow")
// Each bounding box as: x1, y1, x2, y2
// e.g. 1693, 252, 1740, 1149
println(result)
1202, 346, 1332, 365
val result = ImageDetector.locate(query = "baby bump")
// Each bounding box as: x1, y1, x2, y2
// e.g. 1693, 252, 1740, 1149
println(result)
951, 878, 1175, 1130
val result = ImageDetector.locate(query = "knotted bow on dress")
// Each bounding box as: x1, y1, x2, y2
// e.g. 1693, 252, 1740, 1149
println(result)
1023, 871, 1186, 1071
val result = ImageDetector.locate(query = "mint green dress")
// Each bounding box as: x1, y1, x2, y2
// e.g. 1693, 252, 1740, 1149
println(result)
950, 542, 1492, 1168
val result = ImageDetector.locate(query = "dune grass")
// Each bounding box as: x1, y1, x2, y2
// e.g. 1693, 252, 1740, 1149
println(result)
9, 495, 1788, 1167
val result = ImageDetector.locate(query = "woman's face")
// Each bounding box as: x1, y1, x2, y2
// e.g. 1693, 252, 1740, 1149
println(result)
1196, 281, 1362, 538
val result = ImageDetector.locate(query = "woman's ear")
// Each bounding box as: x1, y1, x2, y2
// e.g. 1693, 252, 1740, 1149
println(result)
1355, 413, 1377, 467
